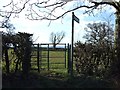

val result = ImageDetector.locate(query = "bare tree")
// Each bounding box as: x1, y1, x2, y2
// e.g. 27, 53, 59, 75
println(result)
1, 1, 119, 44
50, 31, 65, 49
0, 0, 30, 29
83, 22, 114, 45
1, 0, 120, 80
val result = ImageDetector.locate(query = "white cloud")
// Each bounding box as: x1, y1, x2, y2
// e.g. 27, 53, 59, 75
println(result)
1, 0, 116, 44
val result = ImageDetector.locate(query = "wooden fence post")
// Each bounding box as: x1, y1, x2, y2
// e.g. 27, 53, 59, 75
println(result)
67, 44, 73, 77
68, 44, 71, 74
65, 44, 66, 68
39, 44, 42, 72
67, 43, 69, 73
48, 44, 49, 71
37, 44, 40, 72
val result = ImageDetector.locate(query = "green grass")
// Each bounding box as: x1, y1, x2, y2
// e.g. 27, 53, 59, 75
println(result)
2, 48, 68, 74
31, 49, 68, 74
2, 48, 118, 88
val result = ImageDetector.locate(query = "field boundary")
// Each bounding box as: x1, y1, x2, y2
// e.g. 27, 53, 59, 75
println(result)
31, 43, 71, 73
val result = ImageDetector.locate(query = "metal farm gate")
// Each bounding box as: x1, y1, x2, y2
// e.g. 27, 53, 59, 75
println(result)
30, 43, 71, 73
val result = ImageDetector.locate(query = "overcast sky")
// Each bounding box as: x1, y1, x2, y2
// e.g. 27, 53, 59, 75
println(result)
0, 0, 116, 44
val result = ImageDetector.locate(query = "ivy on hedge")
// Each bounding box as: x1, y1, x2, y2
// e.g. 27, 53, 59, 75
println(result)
2, 32, 33, 76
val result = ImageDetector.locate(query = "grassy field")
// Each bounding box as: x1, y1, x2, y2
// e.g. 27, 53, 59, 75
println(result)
2, 48, 69, 74
2, 48, 118, 88
31, 48, 68, 75
2, 48, 120, 90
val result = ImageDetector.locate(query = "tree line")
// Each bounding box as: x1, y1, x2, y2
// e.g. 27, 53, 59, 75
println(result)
2, 32, 33, 78
74, 22, 116, 79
